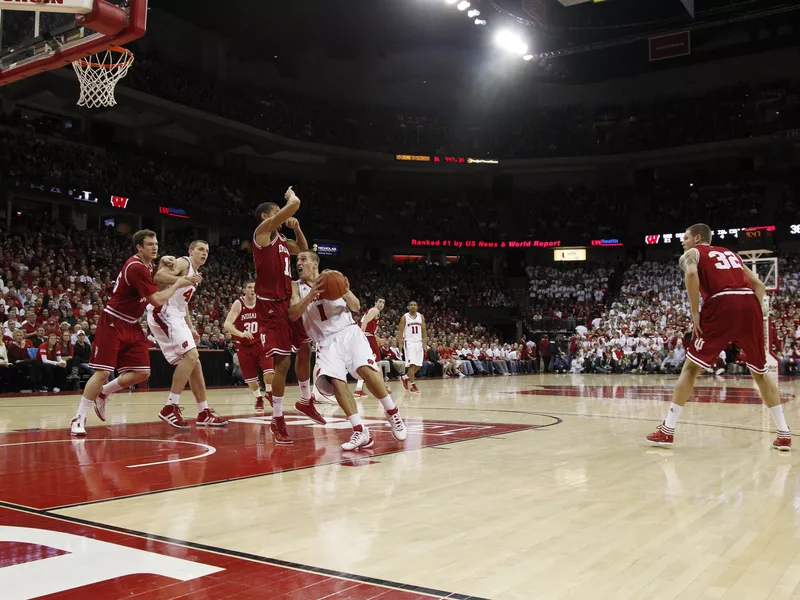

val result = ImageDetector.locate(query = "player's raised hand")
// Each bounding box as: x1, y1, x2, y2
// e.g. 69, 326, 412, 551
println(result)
311, 276, 326, 300
284, 186, 299, 203
285, 217, 300, 230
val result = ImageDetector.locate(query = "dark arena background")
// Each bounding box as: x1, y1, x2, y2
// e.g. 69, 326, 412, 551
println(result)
1, 0, 800, 598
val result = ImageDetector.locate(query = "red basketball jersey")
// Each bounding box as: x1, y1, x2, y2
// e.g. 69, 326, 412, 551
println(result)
105, 255, 157, 323
362, 311, 379, 336
233, 297, 260, 348
253, 232, 292, 300
692, 244, 752, 300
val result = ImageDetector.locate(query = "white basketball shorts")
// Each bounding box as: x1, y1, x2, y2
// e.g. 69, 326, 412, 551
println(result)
404, 341, 424, 367
314, 325, 379, 397
147, 309, 196, 366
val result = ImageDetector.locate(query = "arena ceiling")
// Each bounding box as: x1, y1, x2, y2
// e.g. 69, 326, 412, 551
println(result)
162, 0, 800, 82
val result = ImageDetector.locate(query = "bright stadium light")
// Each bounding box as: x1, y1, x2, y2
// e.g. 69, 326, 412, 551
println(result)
445, 0, 458, 4
523, 54, 534, 61
494, 30, 529, 55
468, 9, 480, 17
457, 1, 471, 10
474, 18, 487, 25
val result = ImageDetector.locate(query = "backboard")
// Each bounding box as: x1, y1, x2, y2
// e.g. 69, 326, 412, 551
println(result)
0, 0, 146, 86
739, 250, 778, 292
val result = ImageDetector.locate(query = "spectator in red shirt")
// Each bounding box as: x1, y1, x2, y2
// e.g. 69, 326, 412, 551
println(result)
7, 329, 43, 392
539, 335, 551, 373
37, 333, 67, 392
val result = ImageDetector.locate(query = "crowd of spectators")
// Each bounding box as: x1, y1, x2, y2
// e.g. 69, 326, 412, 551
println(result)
124, 53, 800, 158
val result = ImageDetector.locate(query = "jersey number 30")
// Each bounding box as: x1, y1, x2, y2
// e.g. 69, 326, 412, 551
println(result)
708, 250, 743, 271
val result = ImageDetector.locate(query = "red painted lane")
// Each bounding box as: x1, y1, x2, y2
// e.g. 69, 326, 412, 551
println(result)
0, 506, 447, 599
516, 385, 794, 404
0, 415, 532, 509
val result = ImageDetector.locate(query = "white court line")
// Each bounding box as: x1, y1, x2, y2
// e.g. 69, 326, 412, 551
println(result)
0, 438, 216, 469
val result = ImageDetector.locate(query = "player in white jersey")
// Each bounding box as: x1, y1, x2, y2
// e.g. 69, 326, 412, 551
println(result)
289, 250, 407, 451
397, 301, 427, 394
147, 240, 227, 429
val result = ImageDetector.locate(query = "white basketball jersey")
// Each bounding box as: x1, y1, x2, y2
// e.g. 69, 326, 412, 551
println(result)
298, 280, 355, 343
161, 257, 198, 317
404, 312, 423, 343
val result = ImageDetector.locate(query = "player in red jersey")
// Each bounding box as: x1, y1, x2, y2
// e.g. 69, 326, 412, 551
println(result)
70, 230, 199, 437
646, 223, 792, 450
253, 187, 325, 444
224, 280, 275, 411
354, 298, 385, 397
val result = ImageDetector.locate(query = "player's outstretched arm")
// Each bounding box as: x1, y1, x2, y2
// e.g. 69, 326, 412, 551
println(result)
148, 277, 197, 308
223, 299, 252, 339
680, 250, 702, 335
284, 218, 308, 255
154, 257, 188, 285
742, 264, 766, 305
254, 187, 301, 246
396, 315, 406, 348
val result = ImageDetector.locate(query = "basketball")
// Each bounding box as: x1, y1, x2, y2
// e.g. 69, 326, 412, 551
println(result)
319, 270, 349, 301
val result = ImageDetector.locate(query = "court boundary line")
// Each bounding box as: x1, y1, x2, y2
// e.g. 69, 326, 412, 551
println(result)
43, 421, 553, 511
0, 500, 484, 600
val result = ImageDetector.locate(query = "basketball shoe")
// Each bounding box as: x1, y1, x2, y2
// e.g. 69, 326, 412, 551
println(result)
159, 404, 190, 430
271, 416, 292, 445
386, 408, 407, 441
354, 390, 368, 398
646, 422, 674, 447
401, 375, 410, 391
341, 427, 374, 451
70, 416, 86, 437
197, 408, 228, 427
773, 432, 792, 452
93, 391, 109, 422
410, 383, 420, 394
255, 397, 265, 412
295, 400, 326, 425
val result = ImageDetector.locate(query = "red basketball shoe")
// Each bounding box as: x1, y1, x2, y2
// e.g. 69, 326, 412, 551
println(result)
354, 389, 368, 398
295, 401, 326, 425
410, 384, 420, 394
197, 408, 228, 427
646, 422, 674, 447
159, 404, 190, 430
773, 433, 792, 452
255, 397, 265, 412
271, 416, 293, 445
401, 376, 410, 391
93, 392, 109, 422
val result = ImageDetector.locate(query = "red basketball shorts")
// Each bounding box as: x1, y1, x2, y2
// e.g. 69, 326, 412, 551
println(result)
237, 341, 274, 383
686, 290, 766, 374
256, 298, 311, 358
366, 334, 381, 359
89, 312, 151, 374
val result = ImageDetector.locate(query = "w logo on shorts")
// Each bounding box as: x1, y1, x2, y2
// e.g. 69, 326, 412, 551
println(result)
182, 341, 189, 349
693, 337, 705, 351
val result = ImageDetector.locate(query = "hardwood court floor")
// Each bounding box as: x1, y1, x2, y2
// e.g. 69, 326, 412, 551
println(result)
2, 373, 800, 599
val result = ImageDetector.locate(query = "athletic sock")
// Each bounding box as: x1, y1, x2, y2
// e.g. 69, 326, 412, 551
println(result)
252, 388, 262, 400
378, 394, 397, 413
77, 397, 93, 419
101, 377, 124, 397
167, 392, 181, 405
272, 396, 283, 418
355, 380, 364, 392
197, 401, 209, 412
348, 413, 363, 429
265, 383, 272, 393
298, 379, 311, 404
770, 405, 791, 435
664, 402, 683, 430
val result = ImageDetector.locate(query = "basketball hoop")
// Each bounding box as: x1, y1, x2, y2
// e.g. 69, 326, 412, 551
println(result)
72, 45, 134, 108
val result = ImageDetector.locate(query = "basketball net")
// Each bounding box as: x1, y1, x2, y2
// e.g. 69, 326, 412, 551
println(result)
72, 46, 134, 108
